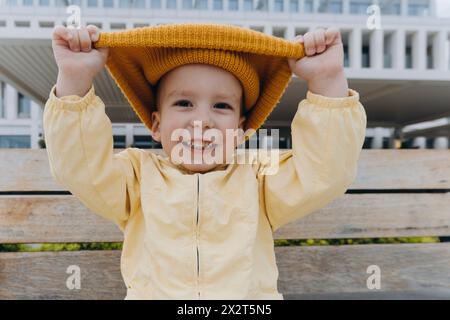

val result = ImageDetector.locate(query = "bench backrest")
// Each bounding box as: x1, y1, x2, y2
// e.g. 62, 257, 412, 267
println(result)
0, 149, 449, 299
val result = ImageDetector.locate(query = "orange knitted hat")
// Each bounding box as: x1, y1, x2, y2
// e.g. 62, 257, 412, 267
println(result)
93, 23, 305, 137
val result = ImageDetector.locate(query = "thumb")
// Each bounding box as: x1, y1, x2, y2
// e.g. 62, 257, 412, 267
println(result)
97, 47, 110, 60
287, 57, 297, 71
86, 24, 101, 42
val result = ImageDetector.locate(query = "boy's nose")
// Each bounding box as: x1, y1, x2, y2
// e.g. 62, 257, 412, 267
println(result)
190, 116, 215, 130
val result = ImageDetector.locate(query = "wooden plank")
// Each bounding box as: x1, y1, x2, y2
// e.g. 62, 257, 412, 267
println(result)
0, 195, 123, 243
0, 149, 449, 191
1, 243, 449, 299
276, 243, 450, 296
1, 194, 449, 243
0, 250, 125, 300
284, 289, 450, 300
274, 192, 450, 239
353, 149, 450, 189
0, 149, 165, 192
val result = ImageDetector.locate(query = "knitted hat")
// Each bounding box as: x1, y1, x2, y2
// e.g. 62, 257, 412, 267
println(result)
93, 23, 305, 138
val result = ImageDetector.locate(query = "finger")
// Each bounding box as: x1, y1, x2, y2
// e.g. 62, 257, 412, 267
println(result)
78, 27, 92, 52
97, 47, 109, 59
86, 24, 100, 42
287, 57, 298, 71
325, 27, 341, 46
67, 27, 81, 52
303, 31, 316, 56
313, 28, 326, 53
52, 25, 73, 42
292, 34, 304, 43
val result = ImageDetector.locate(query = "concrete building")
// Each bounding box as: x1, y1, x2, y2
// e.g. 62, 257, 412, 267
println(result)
0, 0, 449, 149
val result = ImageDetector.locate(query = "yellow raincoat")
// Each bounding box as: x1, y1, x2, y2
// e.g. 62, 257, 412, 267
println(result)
43, 84, 366, 299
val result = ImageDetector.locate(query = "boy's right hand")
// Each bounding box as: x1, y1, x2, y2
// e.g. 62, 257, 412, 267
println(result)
52, 25, 109, 98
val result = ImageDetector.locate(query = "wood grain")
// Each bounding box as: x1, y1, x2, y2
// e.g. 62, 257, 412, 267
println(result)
1, 243, 449, 299
1, 193, 449, 243
276, 243, 450, 296
0, 149, 449, 191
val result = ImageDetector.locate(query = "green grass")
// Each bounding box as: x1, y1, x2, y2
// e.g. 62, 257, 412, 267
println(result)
0, 237, 441, 252
273, 237, 440, 246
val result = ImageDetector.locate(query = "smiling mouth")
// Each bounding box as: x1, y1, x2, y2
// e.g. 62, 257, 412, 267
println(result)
181, 140, 217, 151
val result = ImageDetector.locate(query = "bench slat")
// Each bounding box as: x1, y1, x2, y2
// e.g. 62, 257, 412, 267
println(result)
276, 243, 450, 296
0, 250, 125, 299
1, 243, 449, 299
0, 149, 449, 191
1, 194, 449, 243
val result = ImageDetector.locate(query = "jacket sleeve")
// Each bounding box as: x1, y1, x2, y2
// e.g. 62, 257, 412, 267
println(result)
42, 84, 141, 231
258, 88, 367, 233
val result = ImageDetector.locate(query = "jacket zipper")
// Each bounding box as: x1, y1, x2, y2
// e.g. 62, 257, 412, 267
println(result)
195, 173, 200, 299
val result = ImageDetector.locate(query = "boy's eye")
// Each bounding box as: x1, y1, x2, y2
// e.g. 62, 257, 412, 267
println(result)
214, 103, 232, 110
174, 100, 192, 107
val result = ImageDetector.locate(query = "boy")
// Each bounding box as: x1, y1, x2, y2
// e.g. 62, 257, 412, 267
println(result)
44, 23, 367, 299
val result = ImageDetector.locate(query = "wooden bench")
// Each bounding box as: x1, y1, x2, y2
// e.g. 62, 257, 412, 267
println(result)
0, 149, 449, 299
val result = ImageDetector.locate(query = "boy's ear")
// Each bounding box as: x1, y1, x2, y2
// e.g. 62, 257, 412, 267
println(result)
151, 111, 161, 142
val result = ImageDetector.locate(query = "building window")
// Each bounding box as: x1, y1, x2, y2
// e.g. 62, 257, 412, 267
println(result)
405, 46, 412, 69
151, 0, 161, 8
119, 0, 130, 7
132, 0, 146, 8
18, 93, 31, 119
197, 0, 208, 9
23, 0, 34, 6
274, 0, 283, 12
182, 0, 192, 9
39, 0, 50, 5
5, 0, 18, 6
379, 0, 400, 15
350, 0, 371, 14
113, 135, 126, 148
343, 44, 349, 67
56, 0, 81, 6
87, 0, 98, 7
103, 0, 114, 7
228, 0, 238, 10
0, 136, 31, 148
362, 136, 373, 149
132, 135, 161, 149
318, 0, 342, 13
304, 0, 314, 12
0, 82, 5, 118
255, 0, 268, 11
244, 0, 253, 11
166, 0, 177, 9
119, 0, 145, 9
408, 3, 429, 16
289, 0, 298, 12
362, 45, 370, 68
213, 0, 222, 10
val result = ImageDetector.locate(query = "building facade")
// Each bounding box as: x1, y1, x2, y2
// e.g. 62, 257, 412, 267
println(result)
0, 0, 449, 149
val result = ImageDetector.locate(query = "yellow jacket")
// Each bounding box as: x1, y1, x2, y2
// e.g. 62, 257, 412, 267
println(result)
43, 84, 367, 300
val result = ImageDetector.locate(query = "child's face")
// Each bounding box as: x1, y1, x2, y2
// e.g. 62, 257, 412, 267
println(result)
151, 64, 246, 173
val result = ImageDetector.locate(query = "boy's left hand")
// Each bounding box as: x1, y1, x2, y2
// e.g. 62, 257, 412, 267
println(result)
288, 27, 349, 97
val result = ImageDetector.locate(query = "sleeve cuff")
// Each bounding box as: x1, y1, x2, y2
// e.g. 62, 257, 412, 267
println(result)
48, 84, 97, 111
305, 88, 360, 108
